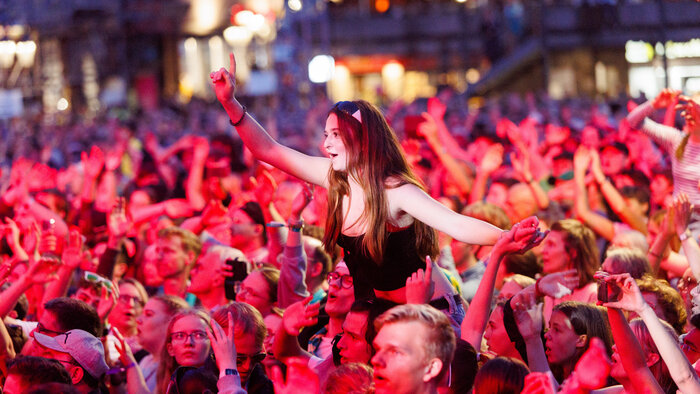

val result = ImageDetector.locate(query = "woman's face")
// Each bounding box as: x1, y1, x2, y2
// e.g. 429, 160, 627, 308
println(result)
137, 299, 171, 354
544, 310, 581, 365
237, 271, 273, 316
541, 231, 572, 274
167, 315, 211, 367
484, 306, 515, 357
610, 344, 627, 380
323, 114, 349, 172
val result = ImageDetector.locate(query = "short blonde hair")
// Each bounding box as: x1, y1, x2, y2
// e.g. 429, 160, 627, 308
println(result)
375, 304, 455, 382
158, 227, 202, 258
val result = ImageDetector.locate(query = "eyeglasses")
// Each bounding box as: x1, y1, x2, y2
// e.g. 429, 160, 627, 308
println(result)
236, 352, 266, 366
170, 330, 209, 343
119, 294, 145, 308
335, 101, 362, 124
327, 272, 353, 289
35, 322, 65, 337
84, 271, 113, 293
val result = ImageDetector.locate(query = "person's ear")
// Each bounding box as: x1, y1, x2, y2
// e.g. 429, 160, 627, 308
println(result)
646, 352, 660, 367
253, 224, 263, 238
187, 251, 196, 267
309, 261, 323, 277
575, 334, 588, 348
422, 358, 444, 382
70, 366, 84, 385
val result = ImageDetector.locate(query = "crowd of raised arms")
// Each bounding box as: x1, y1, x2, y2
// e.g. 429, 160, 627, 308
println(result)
1, 55, 700, 394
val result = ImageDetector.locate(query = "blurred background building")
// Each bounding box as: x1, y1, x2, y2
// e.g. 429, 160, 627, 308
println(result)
1, 0, 699, 118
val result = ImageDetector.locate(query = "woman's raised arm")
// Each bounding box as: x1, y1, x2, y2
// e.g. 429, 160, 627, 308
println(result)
211, 53, 330, 187
390, 183, 504, 245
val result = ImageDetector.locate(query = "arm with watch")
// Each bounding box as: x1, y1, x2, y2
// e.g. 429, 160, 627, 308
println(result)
209, 312, 246, 394
277, 184, 314, 308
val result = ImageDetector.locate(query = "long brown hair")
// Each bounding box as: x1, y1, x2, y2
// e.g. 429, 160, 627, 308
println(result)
322, 100, 438, 264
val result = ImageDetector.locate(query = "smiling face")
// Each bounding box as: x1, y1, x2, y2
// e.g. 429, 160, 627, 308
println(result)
324, 113, 349, 172
167, 315, 211, 367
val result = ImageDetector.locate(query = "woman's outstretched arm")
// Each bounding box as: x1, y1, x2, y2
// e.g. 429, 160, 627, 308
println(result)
212, 53, 330, 187
390, 183, 504, 245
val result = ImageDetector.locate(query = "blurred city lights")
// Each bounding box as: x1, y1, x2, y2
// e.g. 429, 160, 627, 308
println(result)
0, 40, 17, 68
288, 0, 302, 12
309, 54, 335, 83
466, 68, 480, 84
16, 41, 36, 68
382, 61, 404, 80
235, 10, 255, 26
224, 26, 253, 46
374, 0, 390, 13
56, 98, 69, 111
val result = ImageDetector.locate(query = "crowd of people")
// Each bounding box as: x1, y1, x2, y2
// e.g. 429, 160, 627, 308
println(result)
1, 51, 700, 393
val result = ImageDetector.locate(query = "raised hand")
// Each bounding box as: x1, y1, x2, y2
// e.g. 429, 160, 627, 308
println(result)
510, 150, 533, 183
672, 193, 694, 237
211, 53, 238, 105
427, 97, 447, 121
61, 229, 85, 270
406, 256, 435, 304
207, 311, 238, 371
24, 256, 61, 285
653, 88, 681, 109
201, 199, 229, 228
573, 146, 591, 176
270, 357, 320, 394
512, 291, 544, 340
108, 197, 130, 240
104, 149, 123, 172
537, 269, 579, 298
250, 169, 277, 209
290, 183, 314, 219
82, 145, 105, 179
282, 297, 321, 336
602, 273, 646, 314
96, 280, 118, 321
495, 216, 547, 255
112, 326, 137, 366
417, 113, 439, 140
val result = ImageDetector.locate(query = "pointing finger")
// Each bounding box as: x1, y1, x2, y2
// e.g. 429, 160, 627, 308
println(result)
229, 53, 236, 76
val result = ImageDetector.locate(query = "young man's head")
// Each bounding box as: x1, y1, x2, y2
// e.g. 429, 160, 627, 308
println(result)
188, 245, 247, 306
156, 227, 201, 293
3, 356, 72, 394
371, 304, 456, 394
24, 297, 102, 357
230, 201, 267, 251
34, 329, 109, 389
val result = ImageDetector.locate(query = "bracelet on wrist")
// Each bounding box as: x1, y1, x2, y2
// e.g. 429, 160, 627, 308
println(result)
229, 105, 247, 127
288, 219, 304, 233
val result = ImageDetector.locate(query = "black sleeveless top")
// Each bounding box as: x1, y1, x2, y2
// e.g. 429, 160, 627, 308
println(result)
337, 225, 425, 300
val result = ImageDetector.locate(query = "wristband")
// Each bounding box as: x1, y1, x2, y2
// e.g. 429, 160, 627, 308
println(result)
680, 229, 692, 242
229, 105, 247, 127
288, 219, 304, 233
221, 368, 239, 379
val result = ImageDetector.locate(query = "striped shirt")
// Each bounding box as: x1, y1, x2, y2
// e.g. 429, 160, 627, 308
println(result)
628, 101, 700, 208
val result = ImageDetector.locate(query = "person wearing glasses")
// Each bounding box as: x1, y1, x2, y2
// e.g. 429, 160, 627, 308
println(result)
212, 54, 522, 326
157, 309, 214, 394
107, 278, 148, 356
211, 302, 275, 394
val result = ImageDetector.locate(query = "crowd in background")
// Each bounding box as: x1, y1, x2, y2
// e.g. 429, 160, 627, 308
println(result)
1, 84, 700, 393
